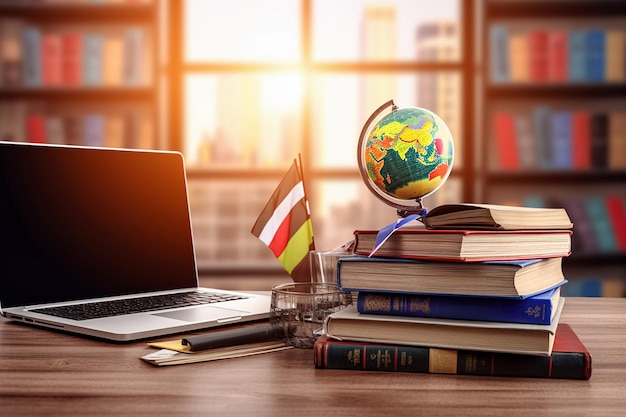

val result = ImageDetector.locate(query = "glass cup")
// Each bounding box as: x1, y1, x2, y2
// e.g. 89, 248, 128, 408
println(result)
309, 242, 356, 284
270, 282, 353, 348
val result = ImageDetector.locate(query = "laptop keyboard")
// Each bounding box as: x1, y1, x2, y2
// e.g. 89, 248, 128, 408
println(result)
30, 291, 249, 321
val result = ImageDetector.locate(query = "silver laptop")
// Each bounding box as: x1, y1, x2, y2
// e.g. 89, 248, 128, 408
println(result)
0, 142, 270, 342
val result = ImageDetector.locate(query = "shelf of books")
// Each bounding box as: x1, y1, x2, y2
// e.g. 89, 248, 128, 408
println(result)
0, 0, 160, 149
481, 0, 626, 297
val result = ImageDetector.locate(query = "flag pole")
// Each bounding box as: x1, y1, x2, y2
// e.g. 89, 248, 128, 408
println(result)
297, 153, 315, 250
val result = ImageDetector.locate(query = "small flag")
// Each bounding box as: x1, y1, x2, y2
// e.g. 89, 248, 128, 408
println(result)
251, 158, 314, 282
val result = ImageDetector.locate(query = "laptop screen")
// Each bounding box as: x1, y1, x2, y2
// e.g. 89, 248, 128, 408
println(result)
0, 143, 198, 308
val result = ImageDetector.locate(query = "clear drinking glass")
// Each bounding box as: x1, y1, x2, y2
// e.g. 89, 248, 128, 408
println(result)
270, 282, 352, 348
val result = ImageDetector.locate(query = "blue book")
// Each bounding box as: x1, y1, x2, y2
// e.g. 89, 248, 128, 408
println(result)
83, 114, 104, 147
551, 111, 572, 169
21, 26, 41, 86
586, 29, 606, 82
337, 256, 566, 299
357, 286, 564, 325
489, 25, 509, 83
568, 30, 587, 82
83, 34, 103, 85
533, 106, 553, 169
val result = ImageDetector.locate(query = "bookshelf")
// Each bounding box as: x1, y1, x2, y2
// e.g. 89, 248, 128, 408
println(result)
0, 0, 162, 149
480, 0, 626, 296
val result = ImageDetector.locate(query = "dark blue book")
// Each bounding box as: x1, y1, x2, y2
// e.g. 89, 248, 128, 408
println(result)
356, 286, 563, 325
586, 29, 606, 82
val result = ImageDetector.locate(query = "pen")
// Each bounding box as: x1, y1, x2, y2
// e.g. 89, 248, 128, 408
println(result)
181, 324, 274, 352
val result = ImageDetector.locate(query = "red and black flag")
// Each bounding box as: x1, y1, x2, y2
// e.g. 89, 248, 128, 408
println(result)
251, 158, 314, 282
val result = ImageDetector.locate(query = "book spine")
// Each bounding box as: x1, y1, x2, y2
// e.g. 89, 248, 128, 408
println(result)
493, 112, 519, 170
585, 196, 618, 253
572, 111, 591, 170
528, 29, 549, 82
314, 338, 591, 380
568, 30, 587, 82
550, 111, 572, 169
604, 195, 626, 251
590, 113, 608, 168
608, 112, 626, 169
82, 34, 103, 85
533, 106, 553, 169
490, 25, 509, 83
21, 26, 42, 86
41, 33, 63, 86
586, 29, 606, 82
548, 30, 568, 82
62, 32, 82, 86
356, 292, 554, 325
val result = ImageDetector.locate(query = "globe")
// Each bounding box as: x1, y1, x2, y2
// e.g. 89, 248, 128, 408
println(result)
357, 101, 454, 214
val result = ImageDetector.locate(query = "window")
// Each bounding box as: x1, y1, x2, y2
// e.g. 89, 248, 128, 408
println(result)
172, 0, 473, 273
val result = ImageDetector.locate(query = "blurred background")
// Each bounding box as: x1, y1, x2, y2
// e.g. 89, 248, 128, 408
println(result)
0, 0, 624, 295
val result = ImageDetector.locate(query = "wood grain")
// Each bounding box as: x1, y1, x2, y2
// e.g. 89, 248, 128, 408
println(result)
0, 297, 625, 417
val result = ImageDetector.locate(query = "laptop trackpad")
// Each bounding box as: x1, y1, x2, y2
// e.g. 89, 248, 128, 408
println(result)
153, 306, 247, 322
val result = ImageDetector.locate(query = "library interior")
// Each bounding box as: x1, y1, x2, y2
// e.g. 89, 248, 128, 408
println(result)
1, 1, 626, 416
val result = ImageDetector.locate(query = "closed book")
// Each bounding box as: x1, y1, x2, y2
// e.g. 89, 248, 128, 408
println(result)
338, 256, 566, 298
585, 196, 618, 253
41, 33, 62, 86
83, 114, 105, 147
563, 198, 597, 254
61, 32, 81, 86
103, 34, 124, 86
314, 323, 592, 380
528, 29, 549, 82
590, 113, 608, 168
608, 112, 626, 169
533, 106, 553, 169
324, 299, 564, 357
44, 116, 65, 145
605, 29, 625, 82
572, 111, 591, 170
586, 29, 606, 82
353, 227, 572, 262
356, 287, 562, 325
82, 34, 103, 85
421, 203, 573, 231
26, 113, 46, 143
21, 26, 41, 86
493, 112, 519, 170
489, 25, 509, 83
550, 111, 572, 169
568, 30, 587, 82
548, 31, 568, 82
514, 113, 536, 169
604, 195, 626, 251
123, 28, 143, 85
508, 32, 528, 82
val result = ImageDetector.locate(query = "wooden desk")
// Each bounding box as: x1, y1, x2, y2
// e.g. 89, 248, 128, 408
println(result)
1, 297, 625, 417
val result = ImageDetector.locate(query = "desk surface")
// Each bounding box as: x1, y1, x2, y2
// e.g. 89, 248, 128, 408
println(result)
1, 297, 625, 417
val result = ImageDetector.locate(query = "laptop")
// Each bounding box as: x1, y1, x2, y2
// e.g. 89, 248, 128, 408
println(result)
0, 142, 271, 342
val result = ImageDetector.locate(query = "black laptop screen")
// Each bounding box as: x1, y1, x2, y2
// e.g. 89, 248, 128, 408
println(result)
0, 143, 198, 308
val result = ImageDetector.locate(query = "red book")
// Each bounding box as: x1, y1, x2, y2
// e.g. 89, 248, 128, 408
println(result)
605, 195, 626, 251
572, 111, 591, 170
62, 32, 82, 86
493, 112, 519, 171
528, 29, 549, 82
314, 323, 592, 380
41, 33, 63, 86
26, 114, 47, 143
548, 31, 568, 82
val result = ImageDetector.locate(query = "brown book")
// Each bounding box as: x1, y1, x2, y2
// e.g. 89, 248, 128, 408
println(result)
354, 227, 572, 262
315, 323, 592, 380
324, 299, 564, 357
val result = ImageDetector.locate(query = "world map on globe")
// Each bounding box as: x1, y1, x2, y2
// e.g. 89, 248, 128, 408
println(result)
363, 107, 454, 204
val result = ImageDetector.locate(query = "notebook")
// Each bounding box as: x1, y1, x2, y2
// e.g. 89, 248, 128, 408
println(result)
0, 142, 271, 342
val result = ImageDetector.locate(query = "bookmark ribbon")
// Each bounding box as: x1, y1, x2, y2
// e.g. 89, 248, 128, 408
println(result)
369, 210, 426, 257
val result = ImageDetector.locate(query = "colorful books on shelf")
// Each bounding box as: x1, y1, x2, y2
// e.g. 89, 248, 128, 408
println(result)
314, 323, 592, 380
355, 286, 563, 325
337, 256, 566, 298
324, 299, 564, 357
492, 108, 624, 172
489, 24, 625, 84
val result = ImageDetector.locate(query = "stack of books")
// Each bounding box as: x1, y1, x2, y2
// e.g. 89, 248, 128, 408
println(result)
315, 203, 592, 380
